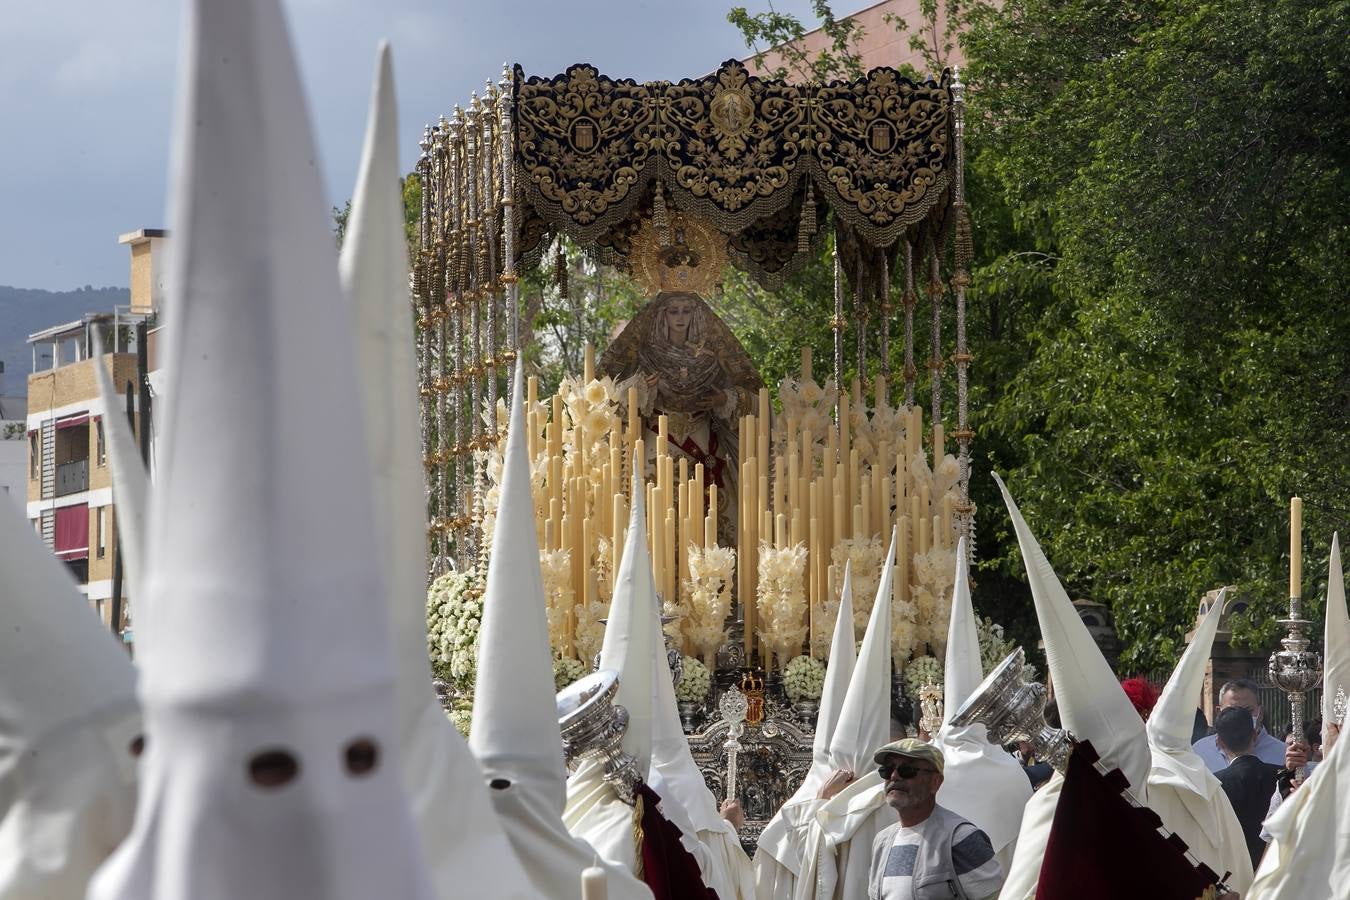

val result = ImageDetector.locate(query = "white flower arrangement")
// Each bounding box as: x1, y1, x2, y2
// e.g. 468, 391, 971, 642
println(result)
449, 701, 474, 739
829, 537, 885, 639
426, 569, 484, 693
682, 544, 736, 665
557, 374, 620, 468
756, 542, 810, 670
572, 598, 608, 671
776, 375, 836, 455
903, 653, 944, 698
783, 654, 826, 703
554, 655, 587, 692
891, 595, 920, 669
674, 656, 712, 703
911, 544, 957, 657
977, 616, 1036, 681
538, 549, 575, 657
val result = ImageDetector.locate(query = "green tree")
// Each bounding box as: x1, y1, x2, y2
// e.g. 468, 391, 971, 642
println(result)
965, 0, 1350, 667
726, 0, 1349, 671
729, 0, 866, 81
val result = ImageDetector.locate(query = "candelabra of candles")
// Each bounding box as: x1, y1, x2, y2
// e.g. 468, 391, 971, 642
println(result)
1269, 497, 1322, 750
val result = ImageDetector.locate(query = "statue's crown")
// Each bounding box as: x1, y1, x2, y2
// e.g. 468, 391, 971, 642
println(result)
631, 211, 726, 297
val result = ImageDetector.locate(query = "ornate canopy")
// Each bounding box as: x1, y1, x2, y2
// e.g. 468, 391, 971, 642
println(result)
413, 59, 973, 573
512, 60, 954, 288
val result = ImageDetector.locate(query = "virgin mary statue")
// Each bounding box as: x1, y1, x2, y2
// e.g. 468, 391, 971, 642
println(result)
600, 215, 763, 542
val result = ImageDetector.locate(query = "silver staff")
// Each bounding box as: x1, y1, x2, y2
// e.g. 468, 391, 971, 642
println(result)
1269, 593, 1321, 760
719, 685, 749, 801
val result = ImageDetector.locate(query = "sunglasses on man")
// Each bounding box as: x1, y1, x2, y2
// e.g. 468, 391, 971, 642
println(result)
878, 761, 937, 780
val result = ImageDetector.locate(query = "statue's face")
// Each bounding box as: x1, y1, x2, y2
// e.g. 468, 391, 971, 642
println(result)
663, 296, 695, 335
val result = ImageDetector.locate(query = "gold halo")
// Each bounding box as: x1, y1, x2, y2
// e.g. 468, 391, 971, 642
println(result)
629, 212, 728, 297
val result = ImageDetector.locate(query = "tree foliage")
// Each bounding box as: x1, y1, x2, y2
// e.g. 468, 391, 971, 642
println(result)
964, 0, 1349, 668
723, 0, 1349, 671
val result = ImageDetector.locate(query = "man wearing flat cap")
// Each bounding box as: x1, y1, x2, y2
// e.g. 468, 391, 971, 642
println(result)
866, 739, 1004, 900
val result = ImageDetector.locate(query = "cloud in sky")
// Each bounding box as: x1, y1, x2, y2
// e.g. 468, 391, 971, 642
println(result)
0, 0, 817, 291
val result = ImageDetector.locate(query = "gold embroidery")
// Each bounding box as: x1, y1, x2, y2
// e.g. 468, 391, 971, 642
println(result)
512, 60, 951, 258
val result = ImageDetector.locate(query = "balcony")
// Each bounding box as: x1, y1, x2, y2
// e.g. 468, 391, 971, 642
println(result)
55, 459, 89, 496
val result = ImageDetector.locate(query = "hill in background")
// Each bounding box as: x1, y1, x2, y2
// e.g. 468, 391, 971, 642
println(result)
0, 285, 130, 400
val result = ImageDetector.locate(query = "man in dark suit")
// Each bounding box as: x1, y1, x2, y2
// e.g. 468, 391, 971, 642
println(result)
1213, 706, 1282, 869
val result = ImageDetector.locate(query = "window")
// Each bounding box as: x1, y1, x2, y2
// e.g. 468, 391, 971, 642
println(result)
29, 431, 38, 479
54, 503, 89, 561
64, 558, 89, 584
96, 418, 106, 466
96, 506, 107, 559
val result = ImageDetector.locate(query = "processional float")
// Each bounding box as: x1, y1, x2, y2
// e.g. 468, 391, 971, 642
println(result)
414, 59, 975, 848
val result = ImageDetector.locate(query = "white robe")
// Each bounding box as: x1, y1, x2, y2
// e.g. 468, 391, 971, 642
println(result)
1146, 746, 1253, 894
792, 772, 896, 900
564, 758, 642, 873
753, 797, 824, 900
1248, 735, 1348, 900
997, 772, 1063, 900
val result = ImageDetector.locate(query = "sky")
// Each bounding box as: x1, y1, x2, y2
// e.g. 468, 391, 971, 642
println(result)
0, 0, 820, 292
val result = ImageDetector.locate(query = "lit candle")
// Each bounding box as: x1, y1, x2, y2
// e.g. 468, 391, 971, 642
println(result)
1290, 496, 1303, 598
583, 342, 595, 384
581, 864, 608, 900
801, 345, 812, 381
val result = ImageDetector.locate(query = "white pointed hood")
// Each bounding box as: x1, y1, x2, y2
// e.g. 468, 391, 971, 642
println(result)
934, 539, 1032, 854
802, 562, 857, 797
1144, 590, 1254, 895
1148, 591, 1227, 759
91, 332, 150, 620
791, 539, 898, 900
994, 474, 1150, 900
650, 610, 754, 899
828, 527, 896, 773
341, 45, 530, 900
942, 540, 982, 715
994, 474, 1149, 790
751, 562, 857, 885
599, 474, 657, 779
0, 500, 139, 898
561, 476, 661, 873
651, 615, 725, 833
89, 2, 431, 897
1322, 534, 1348, 740
469, 364, 649, 900
471, 363, 570, 802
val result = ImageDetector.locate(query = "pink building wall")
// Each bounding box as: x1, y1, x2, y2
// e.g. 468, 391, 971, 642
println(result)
744, 0, 965, 82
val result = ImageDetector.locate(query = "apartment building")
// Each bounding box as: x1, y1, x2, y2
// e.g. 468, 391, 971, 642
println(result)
0, 382, 26, 513
25, 229, 165, 633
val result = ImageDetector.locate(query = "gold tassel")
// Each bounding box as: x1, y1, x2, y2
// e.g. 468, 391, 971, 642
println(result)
797, 188, 817, 253
954, 201, 974, 270
631, 791, 646, 881
652, 180, 670, 247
